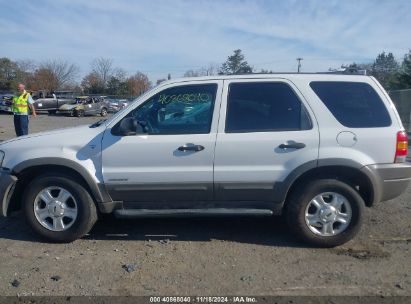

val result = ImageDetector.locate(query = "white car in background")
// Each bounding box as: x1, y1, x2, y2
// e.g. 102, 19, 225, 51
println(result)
108, 99, 129, 113
0, 94, 14, 113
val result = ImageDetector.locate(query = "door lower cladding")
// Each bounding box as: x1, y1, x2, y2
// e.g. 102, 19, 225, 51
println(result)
105, 182, 213, 206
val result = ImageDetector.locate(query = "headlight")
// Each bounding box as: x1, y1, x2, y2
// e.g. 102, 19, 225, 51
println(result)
0, 150, 4, 168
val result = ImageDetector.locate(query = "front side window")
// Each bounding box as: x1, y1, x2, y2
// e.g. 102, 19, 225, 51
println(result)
123, 84, 217, 135
225, 82, 312, 133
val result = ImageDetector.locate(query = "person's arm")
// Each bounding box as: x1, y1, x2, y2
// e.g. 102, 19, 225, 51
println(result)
27, 94, 37, 117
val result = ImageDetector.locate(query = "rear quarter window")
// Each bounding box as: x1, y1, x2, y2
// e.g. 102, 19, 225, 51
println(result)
309, 81, 391, 128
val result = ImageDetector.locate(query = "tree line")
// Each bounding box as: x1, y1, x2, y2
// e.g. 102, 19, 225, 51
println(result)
1, 49, 411, 96
0, 57, 151, 97
336, 51, 411, 90
184, 49, 411, 91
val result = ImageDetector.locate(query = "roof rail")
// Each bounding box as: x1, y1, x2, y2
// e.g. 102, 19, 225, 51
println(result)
322, 67, 367, 75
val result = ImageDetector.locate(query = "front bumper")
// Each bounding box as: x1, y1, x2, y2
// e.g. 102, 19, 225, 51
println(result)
363, 162, 411, 204
0, 169, 17, 217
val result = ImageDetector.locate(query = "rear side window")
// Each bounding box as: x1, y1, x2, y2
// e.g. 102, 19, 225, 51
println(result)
225, 82, 312, 133
310, 81, 391, 128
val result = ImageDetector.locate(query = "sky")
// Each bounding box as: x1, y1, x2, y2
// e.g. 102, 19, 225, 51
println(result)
0, 0, 410, 82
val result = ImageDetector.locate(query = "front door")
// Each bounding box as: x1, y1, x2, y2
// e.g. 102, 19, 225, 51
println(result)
214, 79, 319, 205
101, 81, 222, 207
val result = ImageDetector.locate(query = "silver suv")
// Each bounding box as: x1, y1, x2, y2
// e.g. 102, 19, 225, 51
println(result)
1, 74, 410, 247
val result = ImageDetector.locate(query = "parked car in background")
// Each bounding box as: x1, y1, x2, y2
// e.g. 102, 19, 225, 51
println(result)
58, 96, 108, 117
0, 94, 14, 113
32, 90, 74, 115
107, 98, 129, 113
54, 91, 80, 100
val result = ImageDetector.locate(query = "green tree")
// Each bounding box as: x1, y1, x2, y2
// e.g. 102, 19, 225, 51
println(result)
370, 52, 399, 89
0, 57, 19, 91
396, 50, 411, 89
219, 49, 253, 75
106, 76, 123, 95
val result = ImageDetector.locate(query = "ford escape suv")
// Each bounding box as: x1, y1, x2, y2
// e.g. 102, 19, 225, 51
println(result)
1, 74, 410, 247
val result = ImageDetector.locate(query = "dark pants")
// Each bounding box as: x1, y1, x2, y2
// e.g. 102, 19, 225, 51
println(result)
14, 115, 29, 137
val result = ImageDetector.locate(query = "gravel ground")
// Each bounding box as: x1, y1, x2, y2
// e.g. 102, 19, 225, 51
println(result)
0, 112, 410, 296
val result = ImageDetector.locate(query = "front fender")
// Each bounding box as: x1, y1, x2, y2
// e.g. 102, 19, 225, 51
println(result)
12, 158, 111, 203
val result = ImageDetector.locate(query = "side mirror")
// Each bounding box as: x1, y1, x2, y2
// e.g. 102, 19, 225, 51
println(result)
119, 117, 144, 136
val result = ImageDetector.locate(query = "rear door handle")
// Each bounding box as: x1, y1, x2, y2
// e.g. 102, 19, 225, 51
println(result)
178, 144, 205, 152
278, 142, 306, 149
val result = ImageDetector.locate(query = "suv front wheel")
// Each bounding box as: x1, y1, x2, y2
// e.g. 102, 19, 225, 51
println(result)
23, 174, 97, 243
286, 179, 364, 247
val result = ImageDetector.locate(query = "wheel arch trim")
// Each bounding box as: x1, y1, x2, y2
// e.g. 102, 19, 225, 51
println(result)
12, 157, 112, 204
277, 158, 379, 207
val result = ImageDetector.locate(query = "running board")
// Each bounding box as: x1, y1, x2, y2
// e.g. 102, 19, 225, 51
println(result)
114, 208, 273, 218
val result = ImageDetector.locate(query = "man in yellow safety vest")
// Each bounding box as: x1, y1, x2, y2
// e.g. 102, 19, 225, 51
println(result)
12, 83, 37, 137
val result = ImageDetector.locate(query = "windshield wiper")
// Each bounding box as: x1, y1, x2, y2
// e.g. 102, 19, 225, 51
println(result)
89, 119, 107, 128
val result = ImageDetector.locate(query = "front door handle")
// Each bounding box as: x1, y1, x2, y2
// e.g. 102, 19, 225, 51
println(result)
178, 144, 205, 152
278, 142, 306, 149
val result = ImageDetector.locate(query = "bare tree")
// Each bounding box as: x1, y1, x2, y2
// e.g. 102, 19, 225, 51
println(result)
183, 69, 200, 77
126, 72, 151, 96
113, 67, 127, 82
184, 64, 219, 77
81, 72, 105, 94
203, 63, 218, 76
35, 60, 79, 90
28, 68, 58, 91
91, 57, 114, 87
16, 59, 36, 74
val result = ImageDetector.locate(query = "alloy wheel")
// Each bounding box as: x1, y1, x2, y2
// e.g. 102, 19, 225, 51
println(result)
33, 186, 78, 232
304, 192, 352, 236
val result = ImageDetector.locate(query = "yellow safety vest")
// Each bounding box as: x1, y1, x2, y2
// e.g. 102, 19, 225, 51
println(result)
12, 91, 30, 114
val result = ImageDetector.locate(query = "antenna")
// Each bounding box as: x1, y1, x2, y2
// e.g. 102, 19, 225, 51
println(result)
296, 58, 303, 73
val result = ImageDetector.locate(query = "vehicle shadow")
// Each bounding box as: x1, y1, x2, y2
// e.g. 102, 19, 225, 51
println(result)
0, 213, 307, 248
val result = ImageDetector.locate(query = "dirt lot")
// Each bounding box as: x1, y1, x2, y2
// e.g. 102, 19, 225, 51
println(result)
0, 112, 410, 297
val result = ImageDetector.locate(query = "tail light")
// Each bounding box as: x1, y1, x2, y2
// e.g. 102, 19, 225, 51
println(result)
395, 131, 408, 163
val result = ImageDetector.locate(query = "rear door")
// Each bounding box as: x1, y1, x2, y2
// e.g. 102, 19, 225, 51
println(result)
85, 98, 97, 114
214, 79, 319, 204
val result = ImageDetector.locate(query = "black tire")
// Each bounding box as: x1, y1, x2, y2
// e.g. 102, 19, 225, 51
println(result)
100, 107, 107, 117
22, 174, 97, 243
286, 179, 364, 247
48, 110, 56, 115
74, 110, 84, 117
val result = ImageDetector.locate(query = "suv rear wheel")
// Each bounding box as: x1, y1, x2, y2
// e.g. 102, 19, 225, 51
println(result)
286, 179, 364, 247
22, 174, 97, 243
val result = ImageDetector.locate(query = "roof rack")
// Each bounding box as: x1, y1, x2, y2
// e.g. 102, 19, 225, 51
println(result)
322, 67, 367, 75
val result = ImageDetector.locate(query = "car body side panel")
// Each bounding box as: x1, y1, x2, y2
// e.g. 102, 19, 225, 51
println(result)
101, 80, 223, 205
291, 76, 402, 165
213, 78, 320, 202
1, 125, 105, 187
